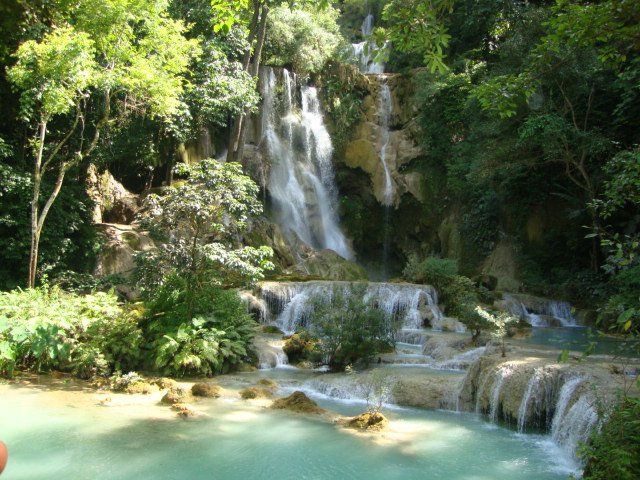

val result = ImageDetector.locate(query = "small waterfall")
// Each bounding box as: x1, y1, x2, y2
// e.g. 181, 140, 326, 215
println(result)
488, 364, 516, 422
351, 13, 385, 74
260, 67, 351, 259
550, 376, 599, 457
257, 281, 445, 341
517, 367, 545, 432
503, 294, 578, 327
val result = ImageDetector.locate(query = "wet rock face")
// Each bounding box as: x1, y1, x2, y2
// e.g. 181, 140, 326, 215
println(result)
342, 73, 424, 207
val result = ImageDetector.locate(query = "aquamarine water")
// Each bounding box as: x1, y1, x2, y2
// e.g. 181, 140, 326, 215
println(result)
0, 377, 577, 480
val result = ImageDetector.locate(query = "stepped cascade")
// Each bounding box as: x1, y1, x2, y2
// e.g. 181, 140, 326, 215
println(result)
503, 294, 578, 327
259, 67, 351, 259
254, 281, 450, 338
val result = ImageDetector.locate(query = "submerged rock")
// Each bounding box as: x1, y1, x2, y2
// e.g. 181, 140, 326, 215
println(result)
240, 387, 273, 399
191, 383, 221, 398
271, 391, 325, 414
256, 378, 278, 390
343, 412, 389, 431
171, 403, 196, 418
124, 381, 158, 395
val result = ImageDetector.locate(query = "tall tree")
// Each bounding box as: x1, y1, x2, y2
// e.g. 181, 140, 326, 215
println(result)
7, 0, 199, 287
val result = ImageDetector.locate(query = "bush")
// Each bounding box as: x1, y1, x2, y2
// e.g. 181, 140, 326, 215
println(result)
143, 279, 257, 377
403, 255, 478, 317
308, 285, 393, 371
581, 397, 640, 480
403, 255, 459, 291
0, 287, 142, 378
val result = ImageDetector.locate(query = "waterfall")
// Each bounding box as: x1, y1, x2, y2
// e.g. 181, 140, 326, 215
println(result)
503, 294, 578, 327
257, 281, 445, 341
488, 364, 516, 422
260, 67, 351, 259
351, 13, 385, 74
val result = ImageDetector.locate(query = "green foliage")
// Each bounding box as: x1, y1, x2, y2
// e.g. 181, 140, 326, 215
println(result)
0, 162, 98, 290
307, 284, 392, 372
0, 287, 142, 378
581, 396, 640, 480
264, 4, 343, 74
320, 63, 367, 150
137, 159, 273, 298
379, 0, 454, 73
142, 277, 257, 376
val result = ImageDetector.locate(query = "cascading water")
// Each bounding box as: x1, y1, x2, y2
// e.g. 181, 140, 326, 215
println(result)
377, 80, 395, 277
503, 294, 578, 327
260, 67, 351, 259
351, 13, 385, 74
257, 281, 448, 342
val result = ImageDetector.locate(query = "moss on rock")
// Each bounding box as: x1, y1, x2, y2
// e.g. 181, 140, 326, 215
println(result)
271, 391, 325, 414
191, 382, 221, 398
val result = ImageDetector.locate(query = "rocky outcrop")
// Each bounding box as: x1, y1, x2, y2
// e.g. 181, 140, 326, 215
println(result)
341, 412, 389, 431
481, 240, 521, 292
285, 250, 368, 281
94, 224, 154, 278
86, 165, 140, 224
342, 73, 424, 207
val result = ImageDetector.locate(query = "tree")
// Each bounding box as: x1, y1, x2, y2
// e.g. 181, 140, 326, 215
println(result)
137, 159, 274, 319
6, 0, 200, 287
378, 0, 454, 73
475, 306, 516, 357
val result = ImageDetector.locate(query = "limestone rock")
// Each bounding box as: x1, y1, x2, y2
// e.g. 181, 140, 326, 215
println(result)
86, 165, 139, 224
161, 387, 191, 405
482, 240, 520, 292
342, 412, 389, 431
94, 224, 154, 278
271, 391, 325, 414
240, 387, 273, 399
285, 249, 368, 281
191, 383, 221, 398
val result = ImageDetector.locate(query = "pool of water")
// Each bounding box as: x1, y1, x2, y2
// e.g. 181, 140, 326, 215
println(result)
0, 375, 579, 480
517, 327, 639, 356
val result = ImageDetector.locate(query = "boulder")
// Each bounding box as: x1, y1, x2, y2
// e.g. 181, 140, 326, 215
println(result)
154, 377, 177, 390
124, 381, 157, 395
343, 412, 389, 431
161, 387, 191, 405
271, 391, 325, 414
94, 224, 154, 278
191, 383, 221, 398
240, 387, 273, 399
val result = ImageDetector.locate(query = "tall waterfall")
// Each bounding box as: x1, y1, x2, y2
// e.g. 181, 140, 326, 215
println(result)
255, 281, 446, 339
378, 80, 395, 276
351, 13, 385, 74
260, 67, 351, 259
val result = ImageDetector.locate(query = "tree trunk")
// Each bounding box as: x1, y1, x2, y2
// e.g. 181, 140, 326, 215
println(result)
233, 4, 269, 165
227, 2, 269, 164
28, 120, 47, 288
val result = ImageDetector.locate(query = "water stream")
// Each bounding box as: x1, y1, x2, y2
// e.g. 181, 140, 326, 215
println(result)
351, 13, 385, 74
260, 67, 351, 259
0, 375, 578, 480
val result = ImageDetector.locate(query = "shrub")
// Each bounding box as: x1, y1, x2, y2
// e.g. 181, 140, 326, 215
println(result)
308, 285, 393, 371
581, 397, 640, 480
143, 280, 257, 377
0, 287, 142, 378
